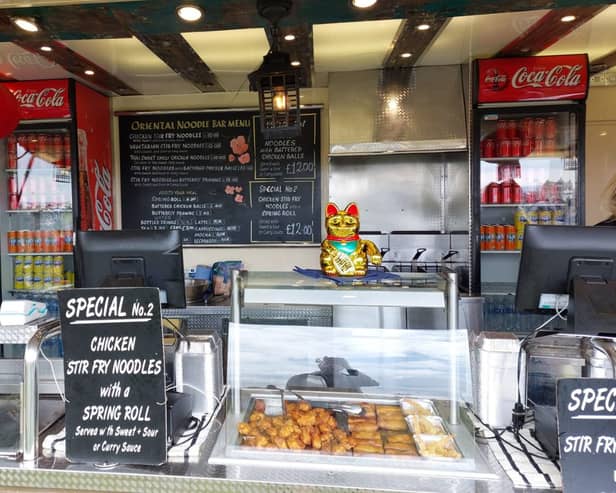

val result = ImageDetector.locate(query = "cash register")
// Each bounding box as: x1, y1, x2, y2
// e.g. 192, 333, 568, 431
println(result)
515, 225, 616, 458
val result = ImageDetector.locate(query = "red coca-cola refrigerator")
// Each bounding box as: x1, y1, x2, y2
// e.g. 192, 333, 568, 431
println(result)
471, 54, 588, 331
0, 79, 113, 317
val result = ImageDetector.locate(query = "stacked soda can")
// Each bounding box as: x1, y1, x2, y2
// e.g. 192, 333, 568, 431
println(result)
7, 230, 72, 253
481, 115, 559, 158
481, 224, 518, 251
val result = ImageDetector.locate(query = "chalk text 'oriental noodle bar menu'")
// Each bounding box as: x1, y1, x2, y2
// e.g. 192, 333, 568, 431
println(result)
119, 110, 321, 245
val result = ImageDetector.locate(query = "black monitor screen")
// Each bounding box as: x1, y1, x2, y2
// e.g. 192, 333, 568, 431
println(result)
516, 224, 616, 335
75, 230, 186, 308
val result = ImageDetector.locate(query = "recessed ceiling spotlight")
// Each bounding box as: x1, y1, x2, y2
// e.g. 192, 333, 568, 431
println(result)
400, 52, 412, 58
560, 15, 576, 22
176, 4, 204, 22
284, 34, 296, 41
291, 60, 301, 67
416, 23, 430, 31
84, 69, 95, 76
40, 46, 52, 52
352, 0, 377, 8
12, 17, 39, 32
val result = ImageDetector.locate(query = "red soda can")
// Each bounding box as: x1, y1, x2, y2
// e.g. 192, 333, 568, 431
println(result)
505, 225, 517, 250
501, 181, 513, 204
497, 139, 511, 157
534, 118, 546, 138
510, 138, 521, 157
487, 182, 501, 204
482, 139, 496, 158
520, 117, 535, 139
495, 225, 505, 250
64, 146, 71, 168
512, 180, 522, 204
506, 120, 518, 139
496, 120, 507, 140
522, 138, 533, 156
480, 225, 487, 250
52, 134, 63, 164
525, 190, 538, 204
545, 138, 557, 154
485, 225, 496, 250
37, 133, 49, 155
17, 134, 28, 149
545, 117, 558, 139
481, 187, 488, 204
534, 138, 544, 155
7, 231, 17, 254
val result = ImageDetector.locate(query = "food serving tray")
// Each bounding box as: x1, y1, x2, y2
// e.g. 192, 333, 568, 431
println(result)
223, 388, 472, 470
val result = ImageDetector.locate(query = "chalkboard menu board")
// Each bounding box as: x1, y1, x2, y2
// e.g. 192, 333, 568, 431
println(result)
558, 378, 616, 493
59, 288, 167, 466
119, 110, 321, 245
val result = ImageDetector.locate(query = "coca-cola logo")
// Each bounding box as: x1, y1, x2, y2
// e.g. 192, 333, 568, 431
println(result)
11, 88, 66, 109
511, 64, 583, 89
484, 69, 508, 91
7, 52, 56, 69
94, 161, 113, 230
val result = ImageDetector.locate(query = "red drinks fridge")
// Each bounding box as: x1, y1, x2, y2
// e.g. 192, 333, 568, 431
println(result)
471, 55, 588, 331
0, 79, 113, 320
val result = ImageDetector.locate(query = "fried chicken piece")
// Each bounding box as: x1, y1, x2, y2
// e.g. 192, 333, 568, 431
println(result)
278, 422, 296, 439
287, 436, 306, 450
255, 434, 271, 448
298, 400, 312, 412
312, 430, 322, 450
300, 427, 313, 446
296, 410, 317, 427
237, 422, 254, 436
249, 411, 265, 423
331, 442, 349, 455
273, 437, 288, 449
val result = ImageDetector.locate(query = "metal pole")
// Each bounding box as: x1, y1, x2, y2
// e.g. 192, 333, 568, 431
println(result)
231, 270, 241, 324
230, 269, 242, 419
446, 270, 459, 425
22, 320, 61, 462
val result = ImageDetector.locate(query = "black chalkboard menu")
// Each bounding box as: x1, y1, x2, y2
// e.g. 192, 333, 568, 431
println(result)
557, 378, 616, 493
118, 110, 321, 245
59, 288, 167, 466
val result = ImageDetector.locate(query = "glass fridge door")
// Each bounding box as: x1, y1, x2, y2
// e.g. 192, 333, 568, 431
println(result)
2, 128, 75, 317
478, 108, 581, 331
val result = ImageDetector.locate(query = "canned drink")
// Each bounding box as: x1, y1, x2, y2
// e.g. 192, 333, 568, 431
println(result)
7, 134, 16, 155
497, 139, 511, 157
7, 175, 17, 195
534, 118, 546, 138
33, 256, 44, 278
527, 207, 539, 225
480, 225, 487, 250
525, 190, 538, 204
17, 134, 28, 148
7, 231, 17, 254
516, 225, 525, 250
522, 138, 533, 156
539, 208, 553, 225
511, 180, 522, 204
505, 225, 517, 250
485, 225, 496, 250
32, 274, 43, 290
14, 275, 24, 290
23, 256, 33, 288
534, 137, 544, 155
32, 231, 42, 253
64, 145, 71, 169
506, 120, 518, 139
514, 207, 528, 231
510, 138, 521, 157
37, 133, 49, 155
521, 117, 535, 139
483, 139, 496, 158
63, 230, 73, 252
545, 117, 558, 139
14, 255, 24, 276
553, 207, 566, 225
53, 256, 64, 284
496, 120, 508, 140
487, 182, 501, 204
24, 230, 34, 253
545, 138, 557, 154
46, 230, 60, 253
16, 230, 26, 253
501, 181, 513, 204
495, 225, 505, 250
43, 256, 54, 289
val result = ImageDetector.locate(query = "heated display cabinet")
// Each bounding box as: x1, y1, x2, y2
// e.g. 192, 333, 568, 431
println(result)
471, 55, 588, 332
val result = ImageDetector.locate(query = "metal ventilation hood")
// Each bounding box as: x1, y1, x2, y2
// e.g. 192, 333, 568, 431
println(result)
329, 65, 469, 155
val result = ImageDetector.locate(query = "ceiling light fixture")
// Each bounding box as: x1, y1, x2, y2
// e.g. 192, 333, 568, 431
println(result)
40, 46, 52, 52
12, 17, 39, 32
84, 69, 95, 76
284, 33, 296, 41
400, 52, 412, 58
416, 23, 430, 31
176, 4, 204, 22
560, 15, 576, 22
352, 0, 377, 8
249, 0, 302, 138
291, 60, 301, 66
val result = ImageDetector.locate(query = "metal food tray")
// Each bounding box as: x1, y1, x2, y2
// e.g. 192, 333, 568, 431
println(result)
230, 389, 468, 464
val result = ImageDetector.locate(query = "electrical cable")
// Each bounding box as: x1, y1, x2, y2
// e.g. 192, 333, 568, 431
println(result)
40, 345, 69, 403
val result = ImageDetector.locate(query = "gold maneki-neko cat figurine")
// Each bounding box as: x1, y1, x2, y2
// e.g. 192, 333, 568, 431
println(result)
320, 202, 382, 276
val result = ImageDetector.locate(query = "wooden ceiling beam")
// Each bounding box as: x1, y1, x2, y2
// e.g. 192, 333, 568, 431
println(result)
384, 13, 447, 68
590, 49, 616, 75
496, 6, 606, 57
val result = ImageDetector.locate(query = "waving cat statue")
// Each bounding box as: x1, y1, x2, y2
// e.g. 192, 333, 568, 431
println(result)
320, 202, 382, 276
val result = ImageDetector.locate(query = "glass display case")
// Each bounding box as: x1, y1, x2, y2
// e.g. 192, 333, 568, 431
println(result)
209, 270, 497, 482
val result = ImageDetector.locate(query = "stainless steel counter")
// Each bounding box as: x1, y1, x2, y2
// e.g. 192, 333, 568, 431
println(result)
0, 399, 517, 493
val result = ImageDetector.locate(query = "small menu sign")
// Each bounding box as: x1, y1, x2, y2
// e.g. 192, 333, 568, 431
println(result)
557, 378, 616, 493
59, 288, 166, 465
